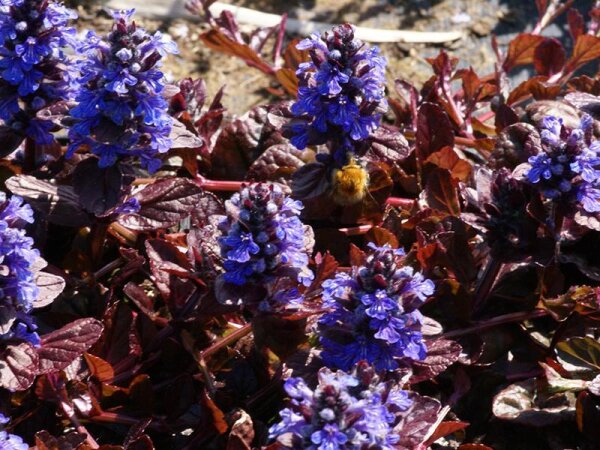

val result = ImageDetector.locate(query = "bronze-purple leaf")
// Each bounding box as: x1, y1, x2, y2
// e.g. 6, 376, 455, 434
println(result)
0, 342, 39, 391
169, 118, 204, 150
32, 271, 65, 308
411, 338, 462, 383
395, 393, 442, 450
416, 103, 455, 162
423, 168, 461, 215
38, 318, 104, 374
533, 38, 566, 76
5, 175, 90, 227
73, 158, 128, 216
119, 178, 206, 231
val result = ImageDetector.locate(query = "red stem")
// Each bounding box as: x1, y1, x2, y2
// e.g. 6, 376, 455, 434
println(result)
273, 13, 288, 66
338, 224, 373, 236
195, 176, 244, 192
385, 197, 415, 208
200, 322, 252, 360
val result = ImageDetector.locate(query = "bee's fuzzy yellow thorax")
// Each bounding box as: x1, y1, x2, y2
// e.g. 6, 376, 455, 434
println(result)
331, 160, 369, 205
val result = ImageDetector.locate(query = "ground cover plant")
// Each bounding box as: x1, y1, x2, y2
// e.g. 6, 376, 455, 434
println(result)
1, 0, 600, 448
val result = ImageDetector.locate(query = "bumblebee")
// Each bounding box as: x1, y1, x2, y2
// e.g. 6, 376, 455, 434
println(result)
331, 157, 370, 205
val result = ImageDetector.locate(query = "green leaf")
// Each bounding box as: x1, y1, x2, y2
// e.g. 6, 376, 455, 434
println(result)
556, 337, 600, 372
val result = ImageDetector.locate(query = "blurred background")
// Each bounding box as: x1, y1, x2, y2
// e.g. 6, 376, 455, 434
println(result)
69, 0, 594, 114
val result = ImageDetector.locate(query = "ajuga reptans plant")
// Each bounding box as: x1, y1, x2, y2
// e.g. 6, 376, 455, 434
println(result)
318, 243, 433, 372
289, 24, 387, 205
290, 24, 387, 167
68, 9, 178, 173
526, 114, 600, 216
218, 183, 314, 308
269, 362, 411, 449
0, 0, 77, 146
0, 193, 40, 346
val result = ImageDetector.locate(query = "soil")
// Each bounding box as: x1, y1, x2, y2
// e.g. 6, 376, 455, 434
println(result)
72, 0, 593, 115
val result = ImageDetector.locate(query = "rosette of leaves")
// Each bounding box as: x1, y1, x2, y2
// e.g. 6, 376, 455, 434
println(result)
0, 0, 77, 157
478, 168, 554, 263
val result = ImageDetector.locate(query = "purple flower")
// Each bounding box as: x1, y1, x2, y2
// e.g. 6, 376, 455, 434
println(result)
269, 363, 411, 449
67, 9, 177, 173
0, 430, 28, 450
526, 114, 600, 215
0, 193, 42, 347
0, 0, 77, 145
218, 184, 314, 297
311, 424, 348, 449
113, 197, 141, 215
318, 244, 431, 371
289, 24, 387, 167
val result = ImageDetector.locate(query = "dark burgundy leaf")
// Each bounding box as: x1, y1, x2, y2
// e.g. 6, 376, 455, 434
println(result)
124, 282, 157, 320
191, 190, 225, 227
395, 393, 442, 450
533, 38, 566, 76
565, 92, 600, 119
118, 178, 205, 231
425, 146, 472, 182
416, 103, 455, 162
367, 125, 411, 165
38, 318, 104, 374
95, 302, 139, 367
34, 431, 88, 450
145, 238, 196, 305
211, 105, 284, 180
411, 339, 462, 383
0, 342, 39, 391
169, 118, 204, 149
565, 35, 600, 73
246, 143, 305, 184
423, 168, 460, 215
567, 9, 585, 42
494, 103, 519, 132
507, 77, 561, 104
491, 123, 541, 169
291, 161, 330, 200
5, 175, 90, 227
503, 33, 545, 71
0, 126, 24, 158
73, 158, 128, 216
32, 271, 65, 308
